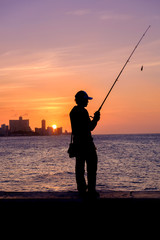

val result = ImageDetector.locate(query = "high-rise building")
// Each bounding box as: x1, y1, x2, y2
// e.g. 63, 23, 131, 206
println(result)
9, 116, 31, 133
42, 119, 46, 135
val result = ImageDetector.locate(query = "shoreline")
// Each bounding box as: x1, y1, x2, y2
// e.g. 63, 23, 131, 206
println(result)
1, 190, 160, 200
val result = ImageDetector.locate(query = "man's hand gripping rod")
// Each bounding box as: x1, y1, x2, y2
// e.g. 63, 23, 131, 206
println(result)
98, 25, 151, 113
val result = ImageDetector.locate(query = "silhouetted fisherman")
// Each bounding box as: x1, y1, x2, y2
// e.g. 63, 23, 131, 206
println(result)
70, 90, 100, 198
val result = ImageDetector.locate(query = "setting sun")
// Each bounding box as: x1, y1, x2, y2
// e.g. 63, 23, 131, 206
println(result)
52, 124, 57, 130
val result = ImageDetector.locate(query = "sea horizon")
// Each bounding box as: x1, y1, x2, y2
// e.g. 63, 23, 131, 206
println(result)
0, 132, 160, 137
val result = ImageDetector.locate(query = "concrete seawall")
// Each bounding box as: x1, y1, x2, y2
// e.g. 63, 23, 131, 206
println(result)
1, 190, 160, 200
1, 191, 160, 221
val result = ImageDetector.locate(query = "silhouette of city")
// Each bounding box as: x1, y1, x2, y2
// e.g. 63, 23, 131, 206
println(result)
0, 116, 69, 136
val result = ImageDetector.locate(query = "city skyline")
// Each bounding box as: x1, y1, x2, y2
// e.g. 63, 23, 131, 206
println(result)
0, 0, 160, 134
0, 116, 64, 136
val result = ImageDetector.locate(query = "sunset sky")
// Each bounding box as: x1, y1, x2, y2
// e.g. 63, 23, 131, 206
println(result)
0, 0, 160, 134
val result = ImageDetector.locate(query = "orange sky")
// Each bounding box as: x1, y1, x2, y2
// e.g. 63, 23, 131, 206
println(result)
0, 0, 160, 134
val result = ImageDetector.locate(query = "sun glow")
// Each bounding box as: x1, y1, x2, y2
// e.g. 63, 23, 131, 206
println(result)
52, 124, 57, 130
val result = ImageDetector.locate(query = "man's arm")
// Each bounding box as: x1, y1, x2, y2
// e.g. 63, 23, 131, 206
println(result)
90, 111, 100, 131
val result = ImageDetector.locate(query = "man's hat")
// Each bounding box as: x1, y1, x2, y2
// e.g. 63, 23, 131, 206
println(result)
75, 91, 93, 101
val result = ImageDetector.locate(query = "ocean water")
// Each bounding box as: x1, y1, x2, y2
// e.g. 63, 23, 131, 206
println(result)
0, 134, 160, 192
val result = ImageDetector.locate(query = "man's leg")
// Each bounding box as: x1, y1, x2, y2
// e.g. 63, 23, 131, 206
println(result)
75, 156, 87, 194
86, 145, 98, 193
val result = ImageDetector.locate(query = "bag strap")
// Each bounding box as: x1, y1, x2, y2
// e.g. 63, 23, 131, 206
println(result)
70, 133, 73, 143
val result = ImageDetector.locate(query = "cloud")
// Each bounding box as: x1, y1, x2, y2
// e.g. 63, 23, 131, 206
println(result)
0, 83, 30, 92
0, 97, 71, 104
143, 61, 160, 67
0, 47, 80, 78
66, 9, 91, 16
30, 106, 61, 110
100, 12, 132, 21
0, 96, 72, 113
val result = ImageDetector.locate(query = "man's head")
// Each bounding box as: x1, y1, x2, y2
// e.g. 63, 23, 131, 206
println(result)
75, 90, 93, 107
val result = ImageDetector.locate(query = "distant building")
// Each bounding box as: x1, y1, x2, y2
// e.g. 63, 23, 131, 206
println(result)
64, 130, 69, 135
9, 116, 31, 133
54, 127, 62, 135
0, 124, 8, 136
41, 119, 46, 135
35, 128, 42, 135
47, 126, 53, 135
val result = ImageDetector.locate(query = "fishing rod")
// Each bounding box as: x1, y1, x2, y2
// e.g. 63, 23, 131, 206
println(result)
98, 25, 151, 112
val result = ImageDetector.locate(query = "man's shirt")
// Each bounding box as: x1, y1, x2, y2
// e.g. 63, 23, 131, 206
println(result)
70, 106, 97, 144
